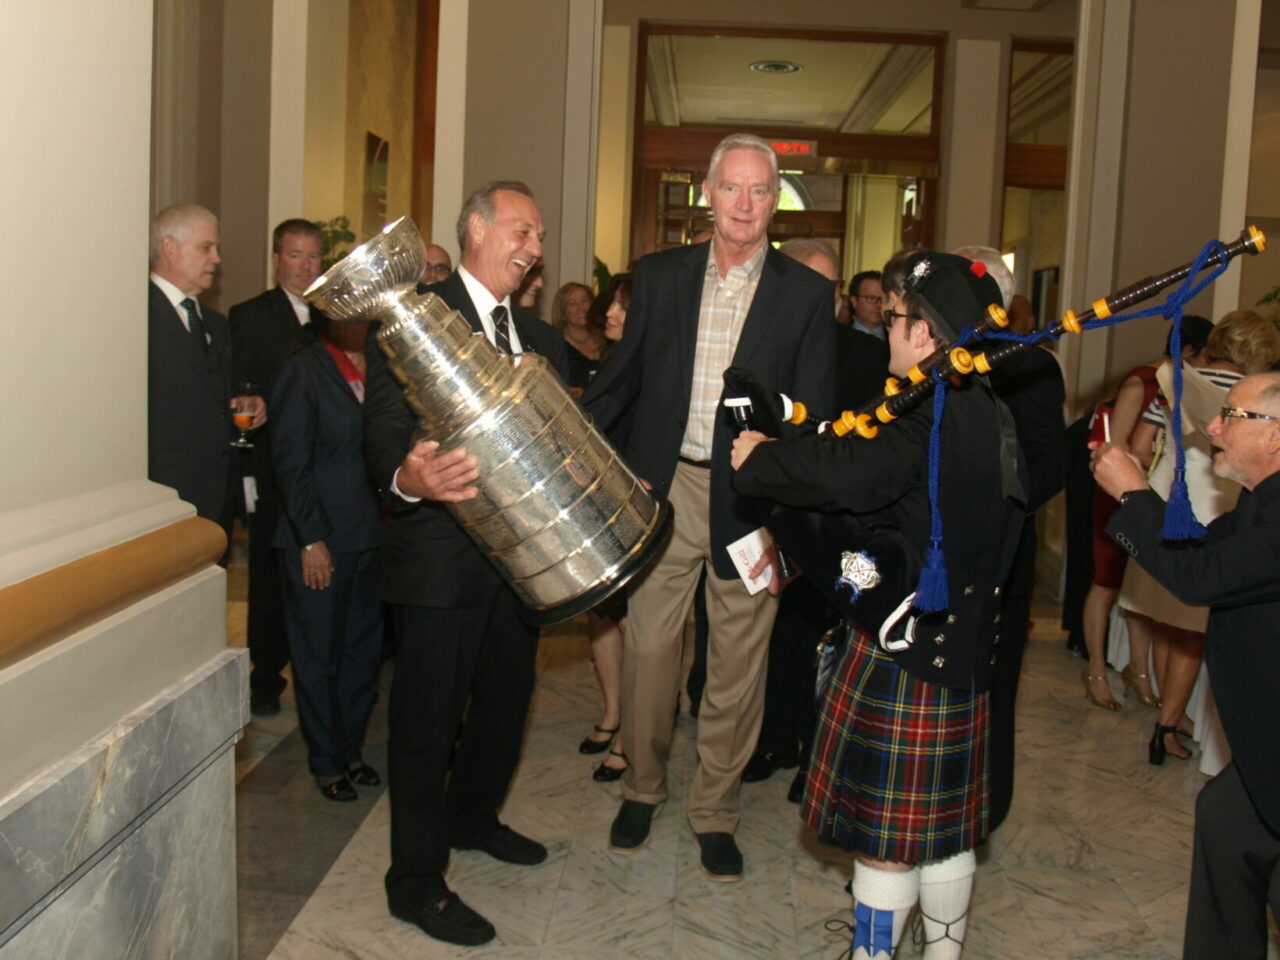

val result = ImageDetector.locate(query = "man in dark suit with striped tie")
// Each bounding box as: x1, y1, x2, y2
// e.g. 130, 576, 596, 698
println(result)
147, 204, 264, 550
363, 181, 569, 947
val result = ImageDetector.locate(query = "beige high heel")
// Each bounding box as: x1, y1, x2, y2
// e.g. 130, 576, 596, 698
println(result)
1121, 663, 1161, 708
1082, 669, 1121, 711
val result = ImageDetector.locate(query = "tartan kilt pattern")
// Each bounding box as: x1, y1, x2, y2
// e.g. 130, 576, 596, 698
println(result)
802, 626, 989, 863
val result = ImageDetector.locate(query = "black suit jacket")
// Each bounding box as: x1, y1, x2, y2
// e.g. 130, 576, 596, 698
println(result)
1109, 475, 1280, 830
270, 337, 381, 553
363, 270, 570, 607
582, 242, 837, 579
230, 286, 322, 496
835, 324, 891, 411
147, 281, 235, 522
735, 380, 1025, 692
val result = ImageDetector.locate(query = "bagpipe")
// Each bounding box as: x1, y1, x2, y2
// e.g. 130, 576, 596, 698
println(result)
723, 227, 1267, 643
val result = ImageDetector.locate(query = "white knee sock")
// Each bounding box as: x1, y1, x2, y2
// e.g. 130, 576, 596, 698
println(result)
917, 849, 976, 959
849, 861, 919, 959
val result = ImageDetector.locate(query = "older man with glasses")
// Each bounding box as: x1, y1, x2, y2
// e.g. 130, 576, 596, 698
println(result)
1093, 371, 1280, 960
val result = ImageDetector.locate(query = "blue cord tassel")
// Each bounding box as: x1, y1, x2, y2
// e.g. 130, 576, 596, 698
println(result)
913, 373, 950, 613
1160, 476, 1207, 539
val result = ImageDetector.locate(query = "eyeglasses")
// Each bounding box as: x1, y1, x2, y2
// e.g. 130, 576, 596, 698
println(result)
424, 263, 451, 277
1219, 406, 1278, 422
883, 309, 922, 329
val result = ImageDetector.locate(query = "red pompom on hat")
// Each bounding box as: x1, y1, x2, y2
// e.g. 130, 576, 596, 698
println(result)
970, 260, 987, 277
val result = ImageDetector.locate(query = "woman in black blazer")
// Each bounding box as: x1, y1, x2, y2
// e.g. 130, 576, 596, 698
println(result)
270, 316, 384, 801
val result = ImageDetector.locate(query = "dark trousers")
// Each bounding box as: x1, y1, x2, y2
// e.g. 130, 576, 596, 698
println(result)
249, 498, 290, 699
1184, 761, 1280, 959
385, 587, 538, 901
278, 546, 383, 778
755, 578, 831, 764
986, 590, 1030, 832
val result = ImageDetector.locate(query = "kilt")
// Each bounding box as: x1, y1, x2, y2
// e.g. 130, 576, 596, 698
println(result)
802, 626, 989, 863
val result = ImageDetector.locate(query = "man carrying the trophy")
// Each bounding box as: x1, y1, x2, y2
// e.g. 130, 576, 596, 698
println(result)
363, 181, 568, 947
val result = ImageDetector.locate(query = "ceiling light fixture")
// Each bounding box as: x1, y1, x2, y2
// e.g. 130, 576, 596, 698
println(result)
749, 60, 802, 75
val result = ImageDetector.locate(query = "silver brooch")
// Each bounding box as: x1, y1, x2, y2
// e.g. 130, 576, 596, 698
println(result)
836, 550, 881, 600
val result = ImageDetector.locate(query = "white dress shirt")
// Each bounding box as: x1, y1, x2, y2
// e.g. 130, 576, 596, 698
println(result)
150, 272, 209, 343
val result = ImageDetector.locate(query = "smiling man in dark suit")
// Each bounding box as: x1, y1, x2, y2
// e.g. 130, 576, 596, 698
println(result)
229, 218, 326, 716
1093, 371, 1280, 960
582, 133, 836, 881
363, 181, 569, 947
148, 204, 264, 550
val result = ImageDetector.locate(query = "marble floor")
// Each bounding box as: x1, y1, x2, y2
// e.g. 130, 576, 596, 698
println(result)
226, 548, 1275, 959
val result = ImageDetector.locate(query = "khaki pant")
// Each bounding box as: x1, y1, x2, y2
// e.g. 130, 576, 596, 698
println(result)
621, 461, 779, 833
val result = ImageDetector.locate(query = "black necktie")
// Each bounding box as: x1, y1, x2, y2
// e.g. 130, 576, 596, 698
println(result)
180, 297, 208, 352
491, 304, 512, 355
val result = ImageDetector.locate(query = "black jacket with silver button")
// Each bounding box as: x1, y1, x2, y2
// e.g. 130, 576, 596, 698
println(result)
1107, 476, 1280, 831
735, 376, 1026, 692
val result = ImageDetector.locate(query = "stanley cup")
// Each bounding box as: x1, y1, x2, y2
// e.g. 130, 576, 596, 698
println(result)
305, 216, 671, 623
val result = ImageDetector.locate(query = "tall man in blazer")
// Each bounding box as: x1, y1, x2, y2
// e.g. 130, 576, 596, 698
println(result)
582, 133, 836, 880
1093, 371, 1280, 960
230, 219, 326, 716
363, 182, 569, 947
148, 204, 264, 545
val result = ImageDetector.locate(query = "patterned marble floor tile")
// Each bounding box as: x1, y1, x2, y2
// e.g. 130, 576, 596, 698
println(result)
250, 605, 1253, 959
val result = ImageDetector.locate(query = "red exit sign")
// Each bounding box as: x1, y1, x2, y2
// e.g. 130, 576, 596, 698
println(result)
770, 140, 817, 157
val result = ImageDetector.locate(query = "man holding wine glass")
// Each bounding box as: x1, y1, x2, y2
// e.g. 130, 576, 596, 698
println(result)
147, 203, 265, 559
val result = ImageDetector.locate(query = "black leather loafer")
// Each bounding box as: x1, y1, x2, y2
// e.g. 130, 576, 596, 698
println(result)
696, 831, 744, 882
318, 776, 357, 802
741, 750, 797, 783
609, 799, 660, 853
346, 763, 381, 786
389, 891, 495, 946
453, 824, 547, 865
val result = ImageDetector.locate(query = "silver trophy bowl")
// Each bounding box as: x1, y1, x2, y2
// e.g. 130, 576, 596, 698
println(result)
306, 217, 671, 623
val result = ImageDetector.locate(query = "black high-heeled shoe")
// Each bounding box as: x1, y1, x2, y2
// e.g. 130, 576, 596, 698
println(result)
593, 747, 628, 782
579, 725, 619, 755
1149, 723, 1192, 765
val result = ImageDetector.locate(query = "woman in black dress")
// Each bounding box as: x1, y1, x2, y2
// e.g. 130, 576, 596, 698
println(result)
551, 281, 606, 397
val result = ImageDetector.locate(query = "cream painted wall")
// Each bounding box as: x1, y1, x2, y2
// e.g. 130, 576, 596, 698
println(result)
1108, 0, 1236, 384
267, 0, 310, 283
594, 23, 634, 277
939, 38, 1006, 251
219, 0, 273, 309
432, 0, 469, 258
854, 177, 901, 278
344, 0, 417, 241
304, 0, 351, 224
463, 0, 571, 315
1, 0, 154, 508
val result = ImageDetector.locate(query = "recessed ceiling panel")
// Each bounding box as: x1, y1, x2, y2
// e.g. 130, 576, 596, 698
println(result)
646, 34, 935, 135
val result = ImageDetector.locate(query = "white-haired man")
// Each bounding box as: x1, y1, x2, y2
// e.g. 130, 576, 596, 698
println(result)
147, 204, 264, 547
583, 132, 836, 880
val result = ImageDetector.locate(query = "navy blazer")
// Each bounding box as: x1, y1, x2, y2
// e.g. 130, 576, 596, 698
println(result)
582, 242, 837, 579
362, 270, 570, 608
147, 281, 235, 522
270, 337, 381, 553
230, 285, 324, 496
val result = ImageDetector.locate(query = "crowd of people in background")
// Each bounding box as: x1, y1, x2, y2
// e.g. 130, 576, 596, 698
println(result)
147, 128, 1280, 958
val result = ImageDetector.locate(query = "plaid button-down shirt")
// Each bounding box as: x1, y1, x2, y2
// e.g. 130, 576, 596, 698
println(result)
680, 244, 766, 462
